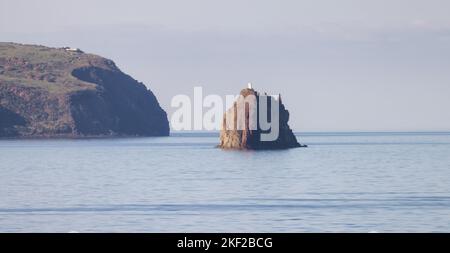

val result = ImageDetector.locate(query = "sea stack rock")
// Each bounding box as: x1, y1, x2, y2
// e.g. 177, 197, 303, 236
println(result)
219, 84, 305, 150
0, 42, 169, 137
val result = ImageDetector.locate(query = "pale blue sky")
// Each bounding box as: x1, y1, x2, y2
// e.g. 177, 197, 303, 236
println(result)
1, 0, 450, 131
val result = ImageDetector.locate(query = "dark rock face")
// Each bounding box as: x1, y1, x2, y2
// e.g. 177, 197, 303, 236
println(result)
70, 67, 169, 136
0, 84, 73, 137
219, 88, 304, 150
0, 106, 26, 137
0, 42, 169, 137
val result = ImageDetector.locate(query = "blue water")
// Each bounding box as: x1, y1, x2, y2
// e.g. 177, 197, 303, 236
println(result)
1, 132, 450, 232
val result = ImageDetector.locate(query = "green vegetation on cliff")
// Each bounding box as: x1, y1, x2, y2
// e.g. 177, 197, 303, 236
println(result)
0, 42, 169, 137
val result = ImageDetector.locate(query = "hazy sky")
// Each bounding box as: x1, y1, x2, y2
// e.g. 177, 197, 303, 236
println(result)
1, 0, 450, 131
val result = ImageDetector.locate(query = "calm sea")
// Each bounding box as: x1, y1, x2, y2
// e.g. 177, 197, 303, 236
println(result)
1, 132, 450, 232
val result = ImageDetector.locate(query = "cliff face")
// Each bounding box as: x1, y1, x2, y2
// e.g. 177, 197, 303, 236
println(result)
219, 88, 304, 150
0, 42, 169, 137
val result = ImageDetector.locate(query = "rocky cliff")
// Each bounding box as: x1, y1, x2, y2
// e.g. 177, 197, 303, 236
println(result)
0, 42, 169, 137
219, 87, 304, 149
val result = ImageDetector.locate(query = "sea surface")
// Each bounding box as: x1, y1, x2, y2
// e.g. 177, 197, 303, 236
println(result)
1, 132, 450, 232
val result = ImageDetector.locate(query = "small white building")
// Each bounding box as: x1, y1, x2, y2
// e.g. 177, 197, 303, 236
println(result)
62, 47, 83, 53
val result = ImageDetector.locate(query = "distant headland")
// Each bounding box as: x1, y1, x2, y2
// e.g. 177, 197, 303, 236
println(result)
0, 42, 169, 138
